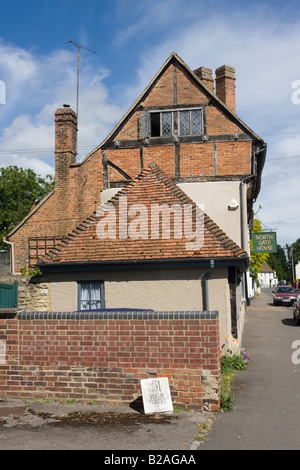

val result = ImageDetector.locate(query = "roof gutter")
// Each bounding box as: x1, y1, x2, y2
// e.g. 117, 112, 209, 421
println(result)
38, 256, 248, 273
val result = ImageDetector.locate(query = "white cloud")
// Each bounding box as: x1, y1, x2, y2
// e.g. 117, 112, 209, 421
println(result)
0, 153, 54, 178
1, 115, 52, 151
1, 4, 300, 245
0, 40, 123, 176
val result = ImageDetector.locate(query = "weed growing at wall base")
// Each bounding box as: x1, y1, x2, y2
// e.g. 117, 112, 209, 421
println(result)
220, 351, 251, 412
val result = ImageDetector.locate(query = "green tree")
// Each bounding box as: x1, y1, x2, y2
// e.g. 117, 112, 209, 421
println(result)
268, 245, 292, 284
291, 238, 300, 266
0, 166, 54, 249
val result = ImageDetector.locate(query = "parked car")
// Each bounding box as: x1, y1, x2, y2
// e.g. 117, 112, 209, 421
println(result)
293, 293, 300, 324
272, 286, 297, 306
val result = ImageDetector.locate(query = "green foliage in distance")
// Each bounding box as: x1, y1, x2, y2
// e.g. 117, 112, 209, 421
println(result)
250, 219, 269, 276
0, 166, 54, 249
268, 244, 292, 284
291, 238, 300, 266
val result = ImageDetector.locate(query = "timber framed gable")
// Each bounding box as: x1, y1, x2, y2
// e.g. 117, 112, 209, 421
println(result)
86, 53, 265, 190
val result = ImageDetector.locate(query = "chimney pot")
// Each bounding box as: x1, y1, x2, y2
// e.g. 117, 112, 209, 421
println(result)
54, 106, 78, 189
215, 65, 236, 113
194, 66, 214, 93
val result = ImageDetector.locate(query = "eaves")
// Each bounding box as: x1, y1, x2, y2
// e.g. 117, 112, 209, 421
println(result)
39, 256, 249, 273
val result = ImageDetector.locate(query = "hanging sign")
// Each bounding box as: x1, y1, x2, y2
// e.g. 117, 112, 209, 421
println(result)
252, 232, 277, 254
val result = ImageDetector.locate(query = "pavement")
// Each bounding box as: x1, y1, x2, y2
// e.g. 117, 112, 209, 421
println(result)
0, 397, 215, 451
1, 287, 298, 451
200, 287, 300, 450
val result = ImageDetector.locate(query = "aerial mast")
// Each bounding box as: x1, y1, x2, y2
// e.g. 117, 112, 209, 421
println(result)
65, 40, 97, 123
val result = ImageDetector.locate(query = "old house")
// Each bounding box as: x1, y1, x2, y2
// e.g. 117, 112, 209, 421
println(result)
258, 260, 278, 288
5, 52, 266, 348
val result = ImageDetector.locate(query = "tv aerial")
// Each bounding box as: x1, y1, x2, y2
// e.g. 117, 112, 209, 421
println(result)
65, 40, 97, 123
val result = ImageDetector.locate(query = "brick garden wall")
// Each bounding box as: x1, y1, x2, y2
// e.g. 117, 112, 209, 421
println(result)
0, 311, 220, 411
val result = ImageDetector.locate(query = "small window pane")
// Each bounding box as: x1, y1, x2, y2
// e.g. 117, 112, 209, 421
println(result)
161, 112, 172, 135
191, 109, 202, 134
78, 281, 104, 310
80, 283, 90, 310
179, 110, 190, 135
150, 112, 160, 137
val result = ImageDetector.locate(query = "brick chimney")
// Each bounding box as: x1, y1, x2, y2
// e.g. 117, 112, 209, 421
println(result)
194, 66, 214, 93
54, 105, 77, 189
215, 65, 236, 113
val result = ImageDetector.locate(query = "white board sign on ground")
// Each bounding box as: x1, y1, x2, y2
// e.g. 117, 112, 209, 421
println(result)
0, 340, 6, 365
140, 377, 173, 414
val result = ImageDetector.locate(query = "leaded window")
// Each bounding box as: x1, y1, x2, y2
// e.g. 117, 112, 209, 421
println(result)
149, 108, 203, 137
161, 112, 172, 136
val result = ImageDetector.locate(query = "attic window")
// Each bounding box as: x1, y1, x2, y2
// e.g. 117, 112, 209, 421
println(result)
150, 111, 172, 136
149, 108, 202, 137
180, 109, 202, 135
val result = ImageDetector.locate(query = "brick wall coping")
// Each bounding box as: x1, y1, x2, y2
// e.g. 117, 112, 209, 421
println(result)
17, 310, 219, 320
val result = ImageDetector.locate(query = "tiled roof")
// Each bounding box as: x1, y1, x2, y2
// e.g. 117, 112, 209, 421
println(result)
260, 260, 275, 273
40, 165, 248, 265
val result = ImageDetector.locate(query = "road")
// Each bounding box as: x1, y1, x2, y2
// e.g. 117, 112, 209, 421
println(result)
200, 287, 300, 450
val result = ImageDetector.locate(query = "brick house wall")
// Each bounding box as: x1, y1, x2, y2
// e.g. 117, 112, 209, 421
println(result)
10, 148, 103, 271
0, 311, 220, 410
7, 53, 265, 273
104, 61, 252, 181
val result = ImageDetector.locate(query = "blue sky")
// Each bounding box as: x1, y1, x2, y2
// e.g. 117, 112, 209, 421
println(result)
0, 0, 300, 247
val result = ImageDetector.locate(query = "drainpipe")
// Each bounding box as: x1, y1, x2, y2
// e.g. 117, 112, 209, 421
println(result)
3, 238, 16, 275
240, 178, 250, 251
240, 145, 266, 251
202, 259, 215, 311
240, 145, 266, 304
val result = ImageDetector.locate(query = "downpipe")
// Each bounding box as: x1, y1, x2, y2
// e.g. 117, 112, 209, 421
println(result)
202, 259, 215, 311
240, 144, 266, 305
3, 238, 16, 275
240, 145, 266, 251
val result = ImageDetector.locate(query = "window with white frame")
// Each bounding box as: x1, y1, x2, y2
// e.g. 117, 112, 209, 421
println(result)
149, 108, 203, 137
78, 281, 104, 310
